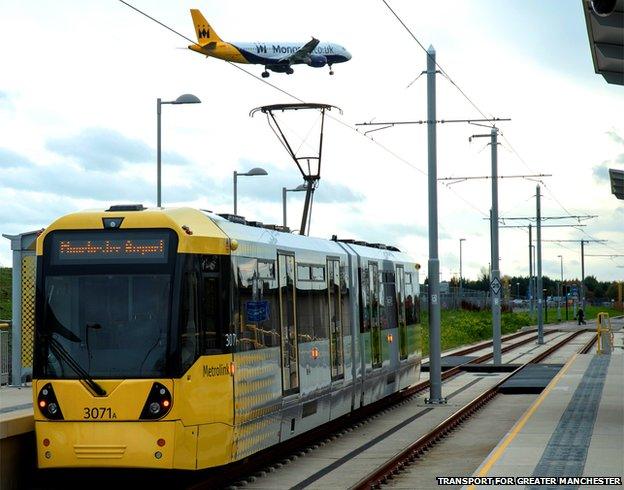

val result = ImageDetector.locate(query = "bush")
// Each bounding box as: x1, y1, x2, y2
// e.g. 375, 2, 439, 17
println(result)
0, 268, 11, 320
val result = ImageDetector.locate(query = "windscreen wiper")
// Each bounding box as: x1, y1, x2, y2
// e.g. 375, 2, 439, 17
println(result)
46, 335, 107, 396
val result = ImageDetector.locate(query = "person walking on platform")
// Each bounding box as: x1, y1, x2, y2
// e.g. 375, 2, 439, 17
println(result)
577, 307, 586, 325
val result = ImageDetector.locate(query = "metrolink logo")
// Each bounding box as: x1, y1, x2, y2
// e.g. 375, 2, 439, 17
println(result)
203, 363, 230, 377
197, 25, 210, 39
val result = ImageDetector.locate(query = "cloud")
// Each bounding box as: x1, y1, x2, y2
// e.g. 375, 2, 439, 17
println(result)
234, 158, 364, 204
46, 128, 189, 171
1, 162, 208, 203
0, 147, 34, 168
607, 130, 624, 146
592, 160, 610, 182
340, 221, 428, 247
594, 206, 624, 233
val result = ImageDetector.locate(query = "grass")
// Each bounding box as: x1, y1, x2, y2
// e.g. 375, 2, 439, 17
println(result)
418, 306, 623, 356
0, 268, 11, 320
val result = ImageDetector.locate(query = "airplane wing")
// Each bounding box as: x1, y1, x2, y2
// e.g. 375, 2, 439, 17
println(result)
278, 37, 320, 64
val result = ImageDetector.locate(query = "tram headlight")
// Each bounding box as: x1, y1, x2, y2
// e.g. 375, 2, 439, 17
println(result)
140, 382, 173, 420
37, 383, 64, 420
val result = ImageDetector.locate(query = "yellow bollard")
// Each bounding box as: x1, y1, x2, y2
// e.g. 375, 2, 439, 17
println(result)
596, 312, 613, 354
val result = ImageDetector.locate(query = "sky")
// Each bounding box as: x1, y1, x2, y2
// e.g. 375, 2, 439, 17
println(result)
0, 0, 623, 283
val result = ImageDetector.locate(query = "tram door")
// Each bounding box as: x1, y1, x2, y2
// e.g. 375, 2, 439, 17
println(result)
328, 259, 344, 379
369, 263, 382, 367
396, 266, 408, 360
278, 253, 299, 394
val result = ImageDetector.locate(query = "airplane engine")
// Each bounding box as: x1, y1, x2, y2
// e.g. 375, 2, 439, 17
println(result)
590, 0, 617, 16
306, 54, 327, 68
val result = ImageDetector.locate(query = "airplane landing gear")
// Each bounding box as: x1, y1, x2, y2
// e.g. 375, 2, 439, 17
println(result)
286, 67, 294, 75
328, 64, 334, 75
261, 70, 270, 78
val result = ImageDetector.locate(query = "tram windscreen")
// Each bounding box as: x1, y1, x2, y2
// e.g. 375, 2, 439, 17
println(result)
40, 274, 172, 378
37, 229, 177, 378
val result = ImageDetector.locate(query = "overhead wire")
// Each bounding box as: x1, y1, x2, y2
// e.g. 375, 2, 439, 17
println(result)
380, 0, 494, 122
378, 0, 623, 262
377, 0, 624, 273
499, 132, 624, 254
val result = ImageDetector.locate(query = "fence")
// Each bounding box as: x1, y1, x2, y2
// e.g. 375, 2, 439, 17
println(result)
419, 286, 491, 312
0, 321, 10, 385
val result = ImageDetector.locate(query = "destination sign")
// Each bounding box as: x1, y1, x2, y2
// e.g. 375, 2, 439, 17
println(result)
50, 231, 170, 265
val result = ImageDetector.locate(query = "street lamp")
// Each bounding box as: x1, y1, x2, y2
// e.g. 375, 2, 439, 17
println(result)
516, 282, 520, 299
282, 184, 307, 228
157, 94, 201, 207
233, 167, 268, 215
459, 238, 466, 304
557, 255, 563, 322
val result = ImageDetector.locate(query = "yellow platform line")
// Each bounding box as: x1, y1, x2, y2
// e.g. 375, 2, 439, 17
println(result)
467, 353, 579, 489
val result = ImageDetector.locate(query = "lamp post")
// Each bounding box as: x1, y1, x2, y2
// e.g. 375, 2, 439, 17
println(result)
530, 244, 536, 318
459, 238, 466, 305
282, 184, 307, 228
516, 282, 520, 299
233, 167, 268, 215
557, 255, 563, 322
157, 94, 201, 207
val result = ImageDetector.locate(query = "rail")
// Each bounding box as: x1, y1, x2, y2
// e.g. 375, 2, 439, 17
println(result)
352, 329, 592, 489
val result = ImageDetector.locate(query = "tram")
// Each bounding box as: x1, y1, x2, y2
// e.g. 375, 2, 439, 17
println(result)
33, 205, 421, 469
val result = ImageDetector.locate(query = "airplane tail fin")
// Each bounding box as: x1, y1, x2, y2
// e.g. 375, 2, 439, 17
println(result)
190, 9, 223, 46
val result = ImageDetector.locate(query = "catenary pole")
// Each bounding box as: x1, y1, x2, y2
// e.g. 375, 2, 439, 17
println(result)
426, 45, 444, 404
536, 185, 544, 344
490, 128, 502, 364
529, 224, 533, 315
581, 240, 586, 309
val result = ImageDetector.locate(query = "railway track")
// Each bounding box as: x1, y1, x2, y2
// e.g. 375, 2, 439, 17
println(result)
352, 329, 595, 490
187, 328, 562, 489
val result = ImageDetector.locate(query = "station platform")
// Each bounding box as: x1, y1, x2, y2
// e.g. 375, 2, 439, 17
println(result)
468, 324, 624, 489
0, 385, 34, 490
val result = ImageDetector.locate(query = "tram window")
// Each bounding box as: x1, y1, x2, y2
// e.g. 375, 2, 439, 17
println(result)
311, 266, 325, 282
378, 279, 387, 329
180, 271, 200, 370
340, 266, 350, 337
297, 265, 311, 281
328, 259, 343, 379
201, 276, 221, 353
369, 264, 380, 328
258, 260, 275, 279
234, 256, 280, 351
360, 267, 370, 333
381, 275, 397, 330
297, 270, 329, 342
405, 274, 416, 325
201, 255, 219, 273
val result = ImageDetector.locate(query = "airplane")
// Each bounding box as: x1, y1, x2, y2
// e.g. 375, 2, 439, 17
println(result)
188, 9, 351, 77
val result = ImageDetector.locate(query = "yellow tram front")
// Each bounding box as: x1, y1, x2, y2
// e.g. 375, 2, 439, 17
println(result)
33, 206, 236, 470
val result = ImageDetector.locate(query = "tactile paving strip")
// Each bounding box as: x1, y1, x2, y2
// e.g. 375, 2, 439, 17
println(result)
529, 355, 611, 489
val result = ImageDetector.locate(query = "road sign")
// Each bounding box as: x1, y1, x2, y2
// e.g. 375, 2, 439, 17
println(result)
490, 277, 502, 296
